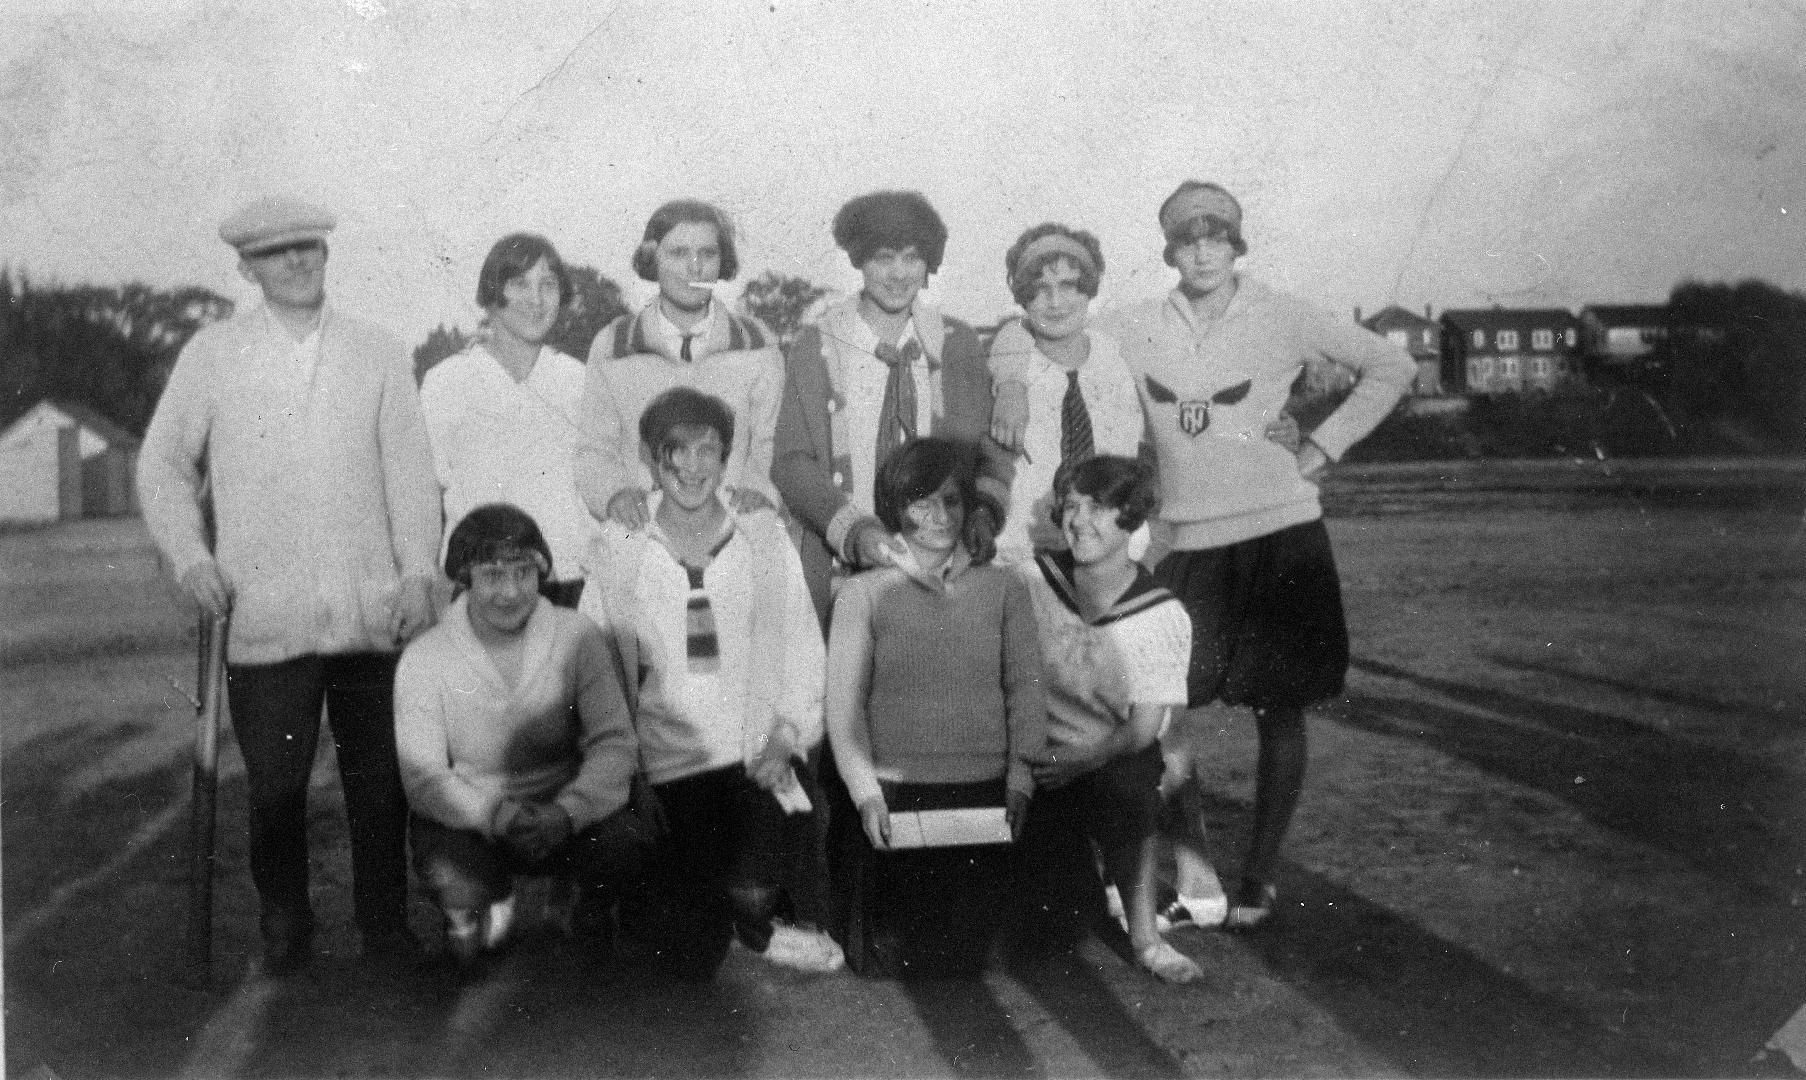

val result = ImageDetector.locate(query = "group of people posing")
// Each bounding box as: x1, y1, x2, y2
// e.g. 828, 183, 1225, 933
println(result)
137, 183, 1417, 985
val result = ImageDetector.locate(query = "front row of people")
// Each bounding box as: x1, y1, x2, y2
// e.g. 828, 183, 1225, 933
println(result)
398, 385, 1203, 984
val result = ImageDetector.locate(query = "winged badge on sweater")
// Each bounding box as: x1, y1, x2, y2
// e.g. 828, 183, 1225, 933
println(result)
1145, 376, 1252, 437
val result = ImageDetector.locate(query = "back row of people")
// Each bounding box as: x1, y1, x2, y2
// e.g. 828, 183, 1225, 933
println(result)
137, 183, 1415, 979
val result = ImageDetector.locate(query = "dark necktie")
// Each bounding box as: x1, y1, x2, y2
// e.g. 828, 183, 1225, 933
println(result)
1053, 368, 1094, 494
680, 334, 694, 362
875, 338, 923, 460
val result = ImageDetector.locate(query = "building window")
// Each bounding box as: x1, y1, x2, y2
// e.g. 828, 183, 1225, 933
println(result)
1387, 329, 1408, 346
1499, 355, 1520, 378
1565, 327, 1577, 347
1497, 329, 1519, 351
1469, 358, 1491, 385
1532, 328, 1554, 350
1471, 329, 1485, 349
1531, 355, 1551, 378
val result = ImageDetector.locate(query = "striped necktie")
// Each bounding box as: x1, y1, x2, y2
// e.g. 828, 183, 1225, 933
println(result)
683, 563, 720, 673
1053, 368, 1094, 494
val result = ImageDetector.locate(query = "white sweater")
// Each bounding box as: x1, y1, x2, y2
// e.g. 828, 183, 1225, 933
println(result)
420, 343, 596, 580
395, 597, 636, 835
137, 304, 440, 663
581, 502, 824, 786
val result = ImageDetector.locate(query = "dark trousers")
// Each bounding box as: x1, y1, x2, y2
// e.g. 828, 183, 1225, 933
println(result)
226, 651, 409, 937
410, 811, 644, 912
644, 765, 788, 978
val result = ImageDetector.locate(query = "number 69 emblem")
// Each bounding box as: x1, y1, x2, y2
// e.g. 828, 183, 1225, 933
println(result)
1146, 376, 1253, 438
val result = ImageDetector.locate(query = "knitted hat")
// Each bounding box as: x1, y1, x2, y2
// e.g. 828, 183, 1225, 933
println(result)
219, 197, 336, 255
1158, 182, 1246, 257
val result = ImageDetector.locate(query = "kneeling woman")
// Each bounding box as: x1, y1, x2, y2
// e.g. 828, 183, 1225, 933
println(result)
825, 436, 1047, 976
1016, 455, 1201, 983
395, 505, 642, 966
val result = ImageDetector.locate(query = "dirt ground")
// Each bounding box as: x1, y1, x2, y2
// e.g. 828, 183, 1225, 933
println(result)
4, 457, 1804, 1079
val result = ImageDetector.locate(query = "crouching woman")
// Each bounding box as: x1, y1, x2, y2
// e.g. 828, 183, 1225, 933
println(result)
1015, 455, 1200, 983
395, 504, 642, 966
825, 436, 1047, 976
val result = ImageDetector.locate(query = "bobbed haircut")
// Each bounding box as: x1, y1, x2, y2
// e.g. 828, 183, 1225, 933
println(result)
1052, 454, 1161, 534
832, 190, 948, 274
1005, 223, 1105, 308
631, 199, 739, 283
443, 503, 552, 588
476, 233, 573, 310
873, 436, 978, 536
638, 386, 736, 461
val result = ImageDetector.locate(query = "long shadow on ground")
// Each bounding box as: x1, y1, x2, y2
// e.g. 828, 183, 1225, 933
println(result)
1187, 780, 1663, 1078
1345, 656, 1803, 893
1319, 661, 1806, 1074
1203, 859, 1661, 1078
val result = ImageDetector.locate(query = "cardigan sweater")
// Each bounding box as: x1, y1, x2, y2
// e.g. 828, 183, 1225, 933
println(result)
419, 342, 595, 580
574, 300, 783, 520
137, 303, 441, 663
1100, 279, 1415, 550
825, 551, 1046, 806
580, 501, 824, 786
393, 595, 636, 836
772, 297, 1012, 626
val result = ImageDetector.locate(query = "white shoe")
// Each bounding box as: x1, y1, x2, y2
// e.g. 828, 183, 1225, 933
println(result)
1157, 891, 1229, 932
485, 895, 517, 950
757, 923, 845, 973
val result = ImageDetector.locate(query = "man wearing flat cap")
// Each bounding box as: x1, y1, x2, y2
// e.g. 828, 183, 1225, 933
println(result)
139, 196, 441, 973
1103, 181, 1416, 935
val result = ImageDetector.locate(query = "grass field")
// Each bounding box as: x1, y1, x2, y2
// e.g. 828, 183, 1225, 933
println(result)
4, 457, 1803, 1078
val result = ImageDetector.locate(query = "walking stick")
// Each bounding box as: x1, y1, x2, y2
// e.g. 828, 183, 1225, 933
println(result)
185, 611, 228, 982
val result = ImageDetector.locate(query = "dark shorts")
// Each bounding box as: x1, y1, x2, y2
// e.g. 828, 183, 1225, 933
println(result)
1154, 518, 1349, 710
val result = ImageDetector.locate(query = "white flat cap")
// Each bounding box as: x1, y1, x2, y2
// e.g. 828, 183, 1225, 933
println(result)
219, 196, 337, 254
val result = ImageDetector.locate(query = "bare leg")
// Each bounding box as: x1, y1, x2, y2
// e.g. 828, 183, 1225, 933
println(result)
1108, 832, 1198, 984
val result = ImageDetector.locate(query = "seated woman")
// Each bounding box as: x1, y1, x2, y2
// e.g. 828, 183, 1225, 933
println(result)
395, 504, 642, 968
1015, 455, 1201, 983
824, 436, 1047, 976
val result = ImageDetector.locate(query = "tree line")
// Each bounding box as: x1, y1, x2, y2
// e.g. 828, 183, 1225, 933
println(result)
4, 262, 1795, 455
1, 269, 234, 435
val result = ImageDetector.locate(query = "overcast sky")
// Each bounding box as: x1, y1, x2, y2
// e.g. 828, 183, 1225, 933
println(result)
3, 0, 1801, 346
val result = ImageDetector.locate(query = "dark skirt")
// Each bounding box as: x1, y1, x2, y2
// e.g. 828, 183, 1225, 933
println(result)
1154, 518, 1349, 709
830, 776, 1011, 978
